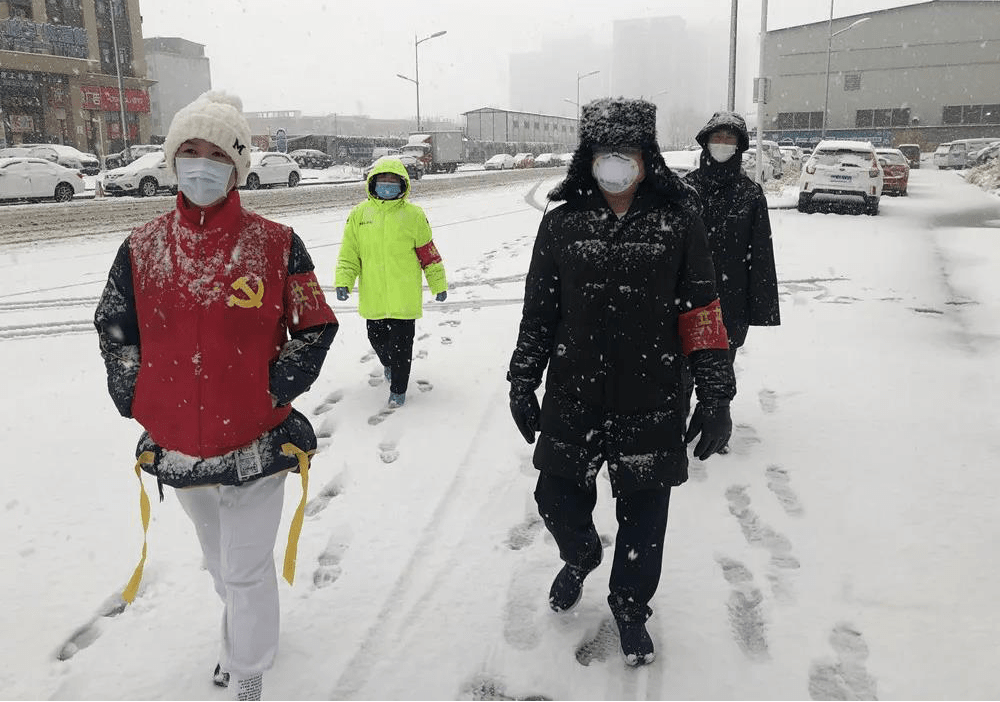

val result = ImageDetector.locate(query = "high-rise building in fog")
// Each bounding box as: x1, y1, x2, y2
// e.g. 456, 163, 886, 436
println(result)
508, 33, 610, 121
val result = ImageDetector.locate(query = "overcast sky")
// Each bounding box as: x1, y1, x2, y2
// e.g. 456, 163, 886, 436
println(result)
140, 0, 919, 121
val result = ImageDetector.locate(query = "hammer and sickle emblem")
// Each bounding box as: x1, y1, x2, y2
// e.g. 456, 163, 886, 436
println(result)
227, 276, 264, 308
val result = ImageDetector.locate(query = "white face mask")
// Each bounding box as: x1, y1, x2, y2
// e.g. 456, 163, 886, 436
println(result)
592, 152, 641, 194
176, 157, 234, 207
708, 143, 738, 163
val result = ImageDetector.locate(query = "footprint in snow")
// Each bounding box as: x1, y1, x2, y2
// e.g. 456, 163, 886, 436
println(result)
728, 423, 762, 456
416, 379, 433, 393
55, 592, 133, 662
758, 388, 778, 414
506, 514, 543, 551
378, 439, 399, 464
439, 318, 461, 327
765, 464, 804, 517
314, 389, 344, 414
808, 623, 878, 701
367, 406, 397, 426
575, 617, 620, 666
440, 336, 453, 345
414, 349, 429, 360
368, 368, 385, 386
461, 675, 551, 701
418, 332, 431, 341
313, 527, 352, 589
305, 474, 343, 518
360, 350, 375, 363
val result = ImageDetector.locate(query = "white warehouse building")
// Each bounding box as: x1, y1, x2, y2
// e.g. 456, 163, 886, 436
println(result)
760, 0, 1000, 149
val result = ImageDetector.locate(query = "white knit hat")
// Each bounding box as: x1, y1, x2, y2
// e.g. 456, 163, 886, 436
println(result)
163, 90, 252, 186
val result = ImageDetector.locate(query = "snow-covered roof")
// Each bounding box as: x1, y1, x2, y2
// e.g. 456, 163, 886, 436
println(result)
815, 139, 876, 152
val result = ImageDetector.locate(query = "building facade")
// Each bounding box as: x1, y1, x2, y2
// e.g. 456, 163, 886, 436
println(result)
143, 36, 209, 138
0, 0, 151, 156
760, 0, 1000, 148
463, 107, 577, 149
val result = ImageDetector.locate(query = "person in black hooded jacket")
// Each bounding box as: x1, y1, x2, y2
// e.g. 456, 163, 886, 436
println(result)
683, 111, 780, 416
508, 97, 736, 667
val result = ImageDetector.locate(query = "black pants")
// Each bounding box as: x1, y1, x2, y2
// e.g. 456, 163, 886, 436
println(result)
366, 319, 415, 394
534, 471, 671, 623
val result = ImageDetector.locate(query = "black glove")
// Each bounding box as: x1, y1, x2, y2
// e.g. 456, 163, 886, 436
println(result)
509, 388, 540, 444
684, 403, 732, 461
435, 290, 448, 302
335, 287, 349, 301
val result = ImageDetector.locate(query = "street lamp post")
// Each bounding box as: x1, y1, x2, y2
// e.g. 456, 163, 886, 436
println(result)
575, 70, 600, 122
397, 30, 446, 132
821, 2, 870, 138
109, 0, 129, 157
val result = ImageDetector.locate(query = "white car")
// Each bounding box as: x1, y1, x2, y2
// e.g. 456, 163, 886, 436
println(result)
244, 152, 301, 189
101, 151, 176, 197
749, 139, 784, 179
0, 156, 85, 202
484, 154, 515, 170
661, 149, 700, 177
533, 153, 558, 167
25, 144, 101, 175
742, 148, 774, 183
779, 145, 804, 173
797, 139, 883, 215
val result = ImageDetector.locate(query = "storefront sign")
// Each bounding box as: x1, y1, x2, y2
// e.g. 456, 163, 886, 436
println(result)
0, 17, 88, 59
80, 86, 150, 113
10, 115, 35, 133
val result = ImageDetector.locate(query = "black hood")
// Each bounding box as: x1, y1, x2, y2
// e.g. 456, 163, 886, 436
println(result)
695, 111, 751, 152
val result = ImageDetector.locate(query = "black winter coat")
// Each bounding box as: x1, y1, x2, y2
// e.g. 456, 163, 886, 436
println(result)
686, 112, 780, 348
510, 154, 736, 495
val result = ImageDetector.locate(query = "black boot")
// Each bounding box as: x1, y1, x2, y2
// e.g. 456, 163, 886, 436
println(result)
615, 619, 655, 666
549, 559, 599, 612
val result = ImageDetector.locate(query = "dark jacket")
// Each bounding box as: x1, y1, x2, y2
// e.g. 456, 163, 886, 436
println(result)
94, 190, 338, 488
685, 112, 780, 347
510, 148, 736, 495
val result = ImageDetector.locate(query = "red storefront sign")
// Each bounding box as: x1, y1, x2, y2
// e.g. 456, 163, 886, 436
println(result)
80, 86, 150, 113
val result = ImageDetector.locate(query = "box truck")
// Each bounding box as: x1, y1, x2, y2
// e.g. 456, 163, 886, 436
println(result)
401, 131, 464, 174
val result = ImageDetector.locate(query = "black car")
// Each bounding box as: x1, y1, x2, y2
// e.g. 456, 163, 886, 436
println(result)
288, 149, 336, 169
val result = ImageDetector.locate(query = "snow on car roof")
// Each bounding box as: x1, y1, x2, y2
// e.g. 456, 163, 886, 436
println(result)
815, 139, 876, 151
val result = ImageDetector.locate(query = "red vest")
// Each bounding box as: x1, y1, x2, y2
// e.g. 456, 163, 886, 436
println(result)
129, 191, 334, 457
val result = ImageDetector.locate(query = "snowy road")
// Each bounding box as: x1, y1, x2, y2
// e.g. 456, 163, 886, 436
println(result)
1, 168, 999, 700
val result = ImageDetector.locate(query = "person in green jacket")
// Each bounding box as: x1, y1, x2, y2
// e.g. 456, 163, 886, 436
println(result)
335, 158, 448, 408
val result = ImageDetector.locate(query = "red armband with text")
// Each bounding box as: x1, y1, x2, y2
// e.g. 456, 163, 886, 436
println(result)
415, 240, 442, 268
678, 298, 729, 355
285, 270, 338, 331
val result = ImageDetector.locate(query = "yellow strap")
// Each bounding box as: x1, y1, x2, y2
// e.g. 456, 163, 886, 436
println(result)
280, 443, 311, 586
122, 451, 155, 604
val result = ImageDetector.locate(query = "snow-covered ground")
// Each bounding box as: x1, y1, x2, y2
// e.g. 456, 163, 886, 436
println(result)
1, 167, 999, 700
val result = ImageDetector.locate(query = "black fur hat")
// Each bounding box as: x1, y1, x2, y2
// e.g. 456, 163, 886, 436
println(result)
579, 97, 658, 149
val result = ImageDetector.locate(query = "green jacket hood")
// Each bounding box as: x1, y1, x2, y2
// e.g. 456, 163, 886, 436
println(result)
366, 158, 411, 201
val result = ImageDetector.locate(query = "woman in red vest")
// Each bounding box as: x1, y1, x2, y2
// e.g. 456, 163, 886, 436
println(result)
94, 91, 338, 701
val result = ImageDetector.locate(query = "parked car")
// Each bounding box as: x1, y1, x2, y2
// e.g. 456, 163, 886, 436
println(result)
244, 151, 301, 189
741, 148, 774, 183
513, 152, 535, 168
933, 138, 997, 170
798, 139, 883, 215
897, 143, 922, 169
970, 140, 1000, 167
661, 149, 700, 177
0, 156, 85, 202
100, 151, 176, 197
25, 144, 101, 175
779, 145, 804, 174
103, 144, 163, 170
288, 149, 335, 170
362, 154, 424, 181
556, 152, 574, 166
0, 147, 31, 159
484, 153, 515, 170
533, 153, 558, 167
875, 148, 911, 196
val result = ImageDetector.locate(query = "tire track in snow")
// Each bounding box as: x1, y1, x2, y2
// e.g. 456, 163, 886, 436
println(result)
329, 388, 516, 699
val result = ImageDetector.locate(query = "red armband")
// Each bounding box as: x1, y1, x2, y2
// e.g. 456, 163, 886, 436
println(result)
678, 298, 729, 355
285, 270, 338, 331
415, 240, 442, 268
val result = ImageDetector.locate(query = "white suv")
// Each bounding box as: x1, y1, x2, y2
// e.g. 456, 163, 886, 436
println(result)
101, 151, 176, 197
797, 139, 883, 215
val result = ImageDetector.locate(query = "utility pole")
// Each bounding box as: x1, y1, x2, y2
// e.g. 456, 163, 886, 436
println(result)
109, 0, 129, 158
728, 0, 738, 112
755, 0, 767, 185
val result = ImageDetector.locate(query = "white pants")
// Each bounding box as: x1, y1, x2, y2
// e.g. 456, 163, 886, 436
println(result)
175, 472, 287, 679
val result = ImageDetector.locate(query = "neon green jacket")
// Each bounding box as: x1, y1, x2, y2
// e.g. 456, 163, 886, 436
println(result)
335, 159, 447, 320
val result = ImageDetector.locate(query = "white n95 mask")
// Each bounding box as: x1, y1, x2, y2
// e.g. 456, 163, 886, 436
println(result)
176, 157, 234, 207
592, 152, 641, 194
708, 143, 738, 163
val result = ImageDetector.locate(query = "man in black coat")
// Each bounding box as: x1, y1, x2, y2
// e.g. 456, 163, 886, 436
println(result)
684, 111, 780, 368
508, 97, 736, 666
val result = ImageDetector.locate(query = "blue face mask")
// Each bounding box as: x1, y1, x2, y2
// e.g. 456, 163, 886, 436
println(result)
374, 181, 403, 200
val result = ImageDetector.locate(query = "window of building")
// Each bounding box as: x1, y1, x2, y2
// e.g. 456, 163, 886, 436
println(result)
855, 107, 910, 128
873, 109, 892, 128
942, 104, 998, 125
46, 0, 85, 26
9, 0, 33, 18
778, 111, 824, 129
843, 73, 861, 91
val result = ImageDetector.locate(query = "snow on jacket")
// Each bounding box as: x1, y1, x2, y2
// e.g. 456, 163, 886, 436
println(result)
335, 158, 446, 319
510, 147, 736, 494
685, 112, 780, 347
94, 190, 338, 487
